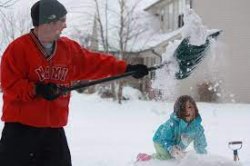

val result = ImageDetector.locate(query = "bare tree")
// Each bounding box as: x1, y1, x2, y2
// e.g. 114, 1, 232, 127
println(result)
0, 0, 18, 8
0, 0, 21, 52
92, 0, 147, 103
0, 8, 32, 53
94, 0, 109, 51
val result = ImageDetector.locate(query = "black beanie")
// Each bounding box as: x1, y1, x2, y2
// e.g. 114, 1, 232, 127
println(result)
31, 0, 67, 26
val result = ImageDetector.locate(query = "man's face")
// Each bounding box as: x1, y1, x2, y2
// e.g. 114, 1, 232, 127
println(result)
50, 16, 67, 40
41, 16, 67, 42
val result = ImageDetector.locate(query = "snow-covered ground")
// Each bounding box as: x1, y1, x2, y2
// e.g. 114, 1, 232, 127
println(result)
1, 91, 246, 166
65, 92, 250, 166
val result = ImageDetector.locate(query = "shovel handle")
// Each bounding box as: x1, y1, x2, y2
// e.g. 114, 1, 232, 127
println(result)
60, 70, 136, 92
59, 63, 168, 93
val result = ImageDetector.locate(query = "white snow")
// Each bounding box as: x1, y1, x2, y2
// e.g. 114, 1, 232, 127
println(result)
1, 91, 248, 166
182, 8, 208, 46
151, 39, 180, 101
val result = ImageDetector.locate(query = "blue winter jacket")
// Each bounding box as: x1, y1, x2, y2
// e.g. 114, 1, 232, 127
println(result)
153, 113, 207, 154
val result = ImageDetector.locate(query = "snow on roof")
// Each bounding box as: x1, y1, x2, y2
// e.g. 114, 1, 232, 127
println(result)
138, 0, 161, 10
144, 0, 166, 11
126, 28, 182, 52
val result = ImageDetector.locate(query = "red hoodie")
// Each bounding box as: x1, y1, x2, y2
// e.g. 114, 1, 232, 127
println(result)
1, 30, 127, 128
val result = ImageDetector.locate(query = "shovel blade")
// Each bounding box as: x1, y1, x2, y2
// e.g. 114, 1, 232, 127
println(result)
174, 30, 222, 79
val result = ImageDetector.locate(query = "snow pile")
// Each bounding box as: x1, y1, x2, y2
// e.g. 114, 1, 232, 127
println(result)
179, 152, 239, 166
134, 152, 240, 166
122, 86, 143, 100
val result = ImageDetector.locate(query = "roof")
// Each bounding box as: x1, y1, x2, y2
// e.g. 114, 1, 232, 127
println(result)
126, 28, 182, 52
144, 0, 165, 11
144, 0, 171, 11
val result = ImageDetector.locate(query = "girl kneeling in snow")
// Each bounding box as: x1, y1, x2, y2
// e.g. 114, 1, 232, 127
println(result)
152, 95, 207, 160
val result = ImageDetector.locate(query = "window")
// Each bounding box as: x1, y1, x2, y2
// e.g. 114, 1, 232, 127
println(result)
178, 13, 184, 28
159, 0, 192, 32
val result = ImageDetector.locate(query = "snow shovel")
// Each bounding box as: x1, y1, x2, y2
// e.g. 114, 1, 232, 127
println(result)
174, 30, 222, 79
59, 30, 222, 93
228, 141, 243, 161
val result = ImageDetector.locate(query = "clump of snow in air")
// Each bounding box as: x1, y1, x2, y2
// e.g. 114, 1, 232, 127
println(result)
151, 40, 180, 101
152, 7, 218, 101
182, 7, 208, 46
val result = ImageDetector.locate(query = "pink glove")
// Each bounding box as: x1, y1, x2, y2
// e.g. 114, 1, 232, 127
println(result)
136, 153, 152, 161
169, 146, 185, 159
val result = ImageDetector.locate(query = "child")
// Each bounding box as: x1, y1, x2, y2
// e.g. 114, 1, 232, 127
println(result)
152, 95, 207, 160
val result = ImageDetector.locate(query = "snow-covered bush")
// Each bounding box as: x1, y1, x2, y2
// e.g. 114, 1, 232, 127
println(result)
122, 86, 143, 100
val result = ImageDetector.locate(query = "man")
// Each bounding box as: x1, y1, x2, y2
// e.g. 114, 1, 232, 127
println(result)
0, 0, 148, 165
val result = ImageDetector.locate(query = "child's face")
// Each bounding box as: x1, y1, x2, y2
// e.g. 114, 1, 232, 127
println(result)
183, 101, 196, 122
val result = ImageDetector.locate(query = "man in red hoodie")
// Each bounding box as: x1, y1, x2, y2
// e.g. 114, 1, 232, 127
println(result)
0, 0, 148, 165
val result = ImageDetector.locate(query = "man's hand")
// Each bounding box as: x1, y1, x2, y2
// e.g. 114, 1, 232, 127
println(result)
35, 83, 62, 100
126, 64, 149, 79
